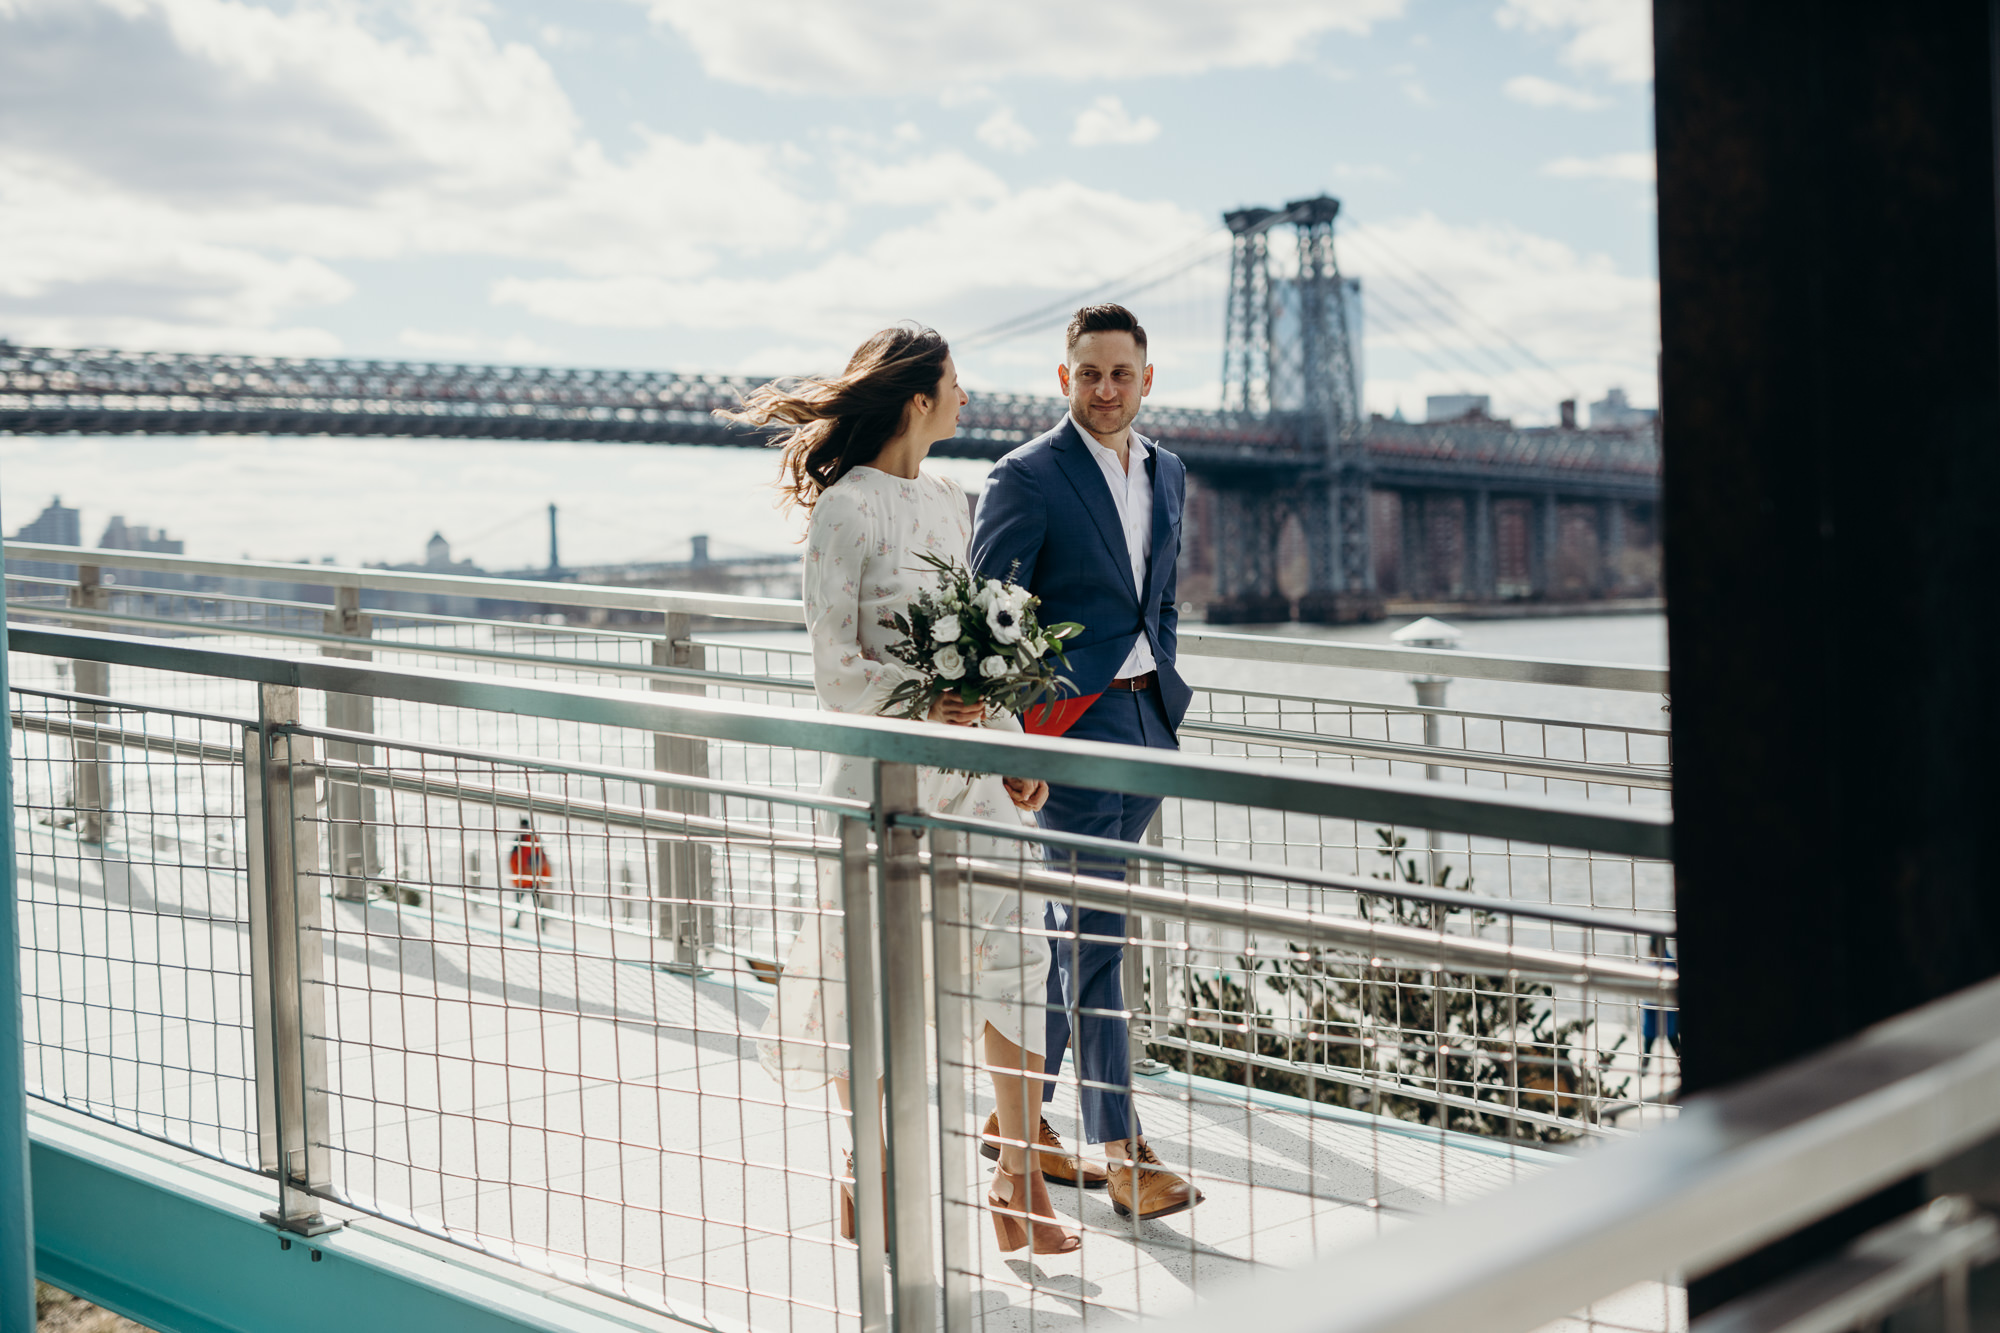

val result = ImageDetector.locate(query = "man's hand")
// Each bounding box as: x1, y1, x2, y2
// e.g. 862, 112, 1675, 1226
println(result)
1004, 777, 1049, 811
928, 694, 987, 726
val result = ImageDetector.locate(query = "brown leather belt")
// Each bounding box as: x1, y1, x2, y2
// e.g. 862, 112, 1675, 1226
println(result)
1106, 671, 1156, 692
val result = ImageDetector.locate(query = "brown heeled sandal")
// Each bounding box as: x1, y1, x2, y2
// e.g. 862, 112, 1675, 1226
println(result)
838, 1151, 888, 1245
988, 1161, 1081, 1255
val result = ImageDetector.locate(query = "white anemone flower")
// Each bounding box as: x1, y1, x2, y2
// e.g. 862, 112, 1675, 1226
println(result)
931, 614, 961, 642
933, 645, 966, 679
984, 596, 1024, 644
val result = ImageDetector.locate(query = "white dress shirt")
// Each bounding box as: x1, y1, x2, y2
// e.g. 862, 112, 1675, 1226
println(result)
1071, 413, 1157, 679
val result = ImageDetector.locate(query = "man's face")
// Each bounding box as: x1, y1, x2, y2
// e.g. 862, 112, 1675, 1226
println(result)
1058, 330, 1153, 440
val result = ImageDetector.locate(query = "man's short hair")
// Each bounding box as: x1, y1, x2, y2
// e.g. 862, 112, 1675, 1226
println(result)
1065, 303, 1148, 361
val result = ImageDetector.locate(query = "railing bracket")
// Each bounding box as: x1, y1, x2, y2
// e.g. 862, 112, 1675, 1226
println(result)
261, 1208, 345, 1238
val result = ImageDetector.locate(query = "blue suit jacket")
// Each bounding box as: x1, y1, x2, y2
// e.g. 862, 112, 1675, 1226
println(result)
970, 416, 1192, 730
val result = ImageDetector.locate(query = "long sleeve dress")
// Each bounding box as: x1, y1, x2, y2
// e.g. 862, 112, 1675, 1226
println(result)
758, 465, 1052, 1091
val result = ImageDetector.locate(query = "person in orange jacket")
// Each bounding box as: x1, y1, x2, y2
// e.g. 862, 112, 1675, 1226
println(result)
506, 819, 554, 932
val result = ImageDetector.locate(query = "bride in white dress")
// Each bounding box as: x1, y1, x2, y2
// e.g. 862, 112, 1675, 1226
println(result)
725, 323, 1080, 1256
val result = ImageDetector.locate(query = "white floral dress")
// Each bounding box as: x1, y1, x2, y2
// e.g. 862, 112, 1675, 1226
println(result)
758, 465, 1051, 1091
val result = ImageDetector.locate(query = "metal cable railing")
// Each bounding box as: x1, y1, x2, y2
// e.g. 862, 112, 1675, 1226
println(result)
1156, 974, 2000, 1333
9, 626, 1673, 1331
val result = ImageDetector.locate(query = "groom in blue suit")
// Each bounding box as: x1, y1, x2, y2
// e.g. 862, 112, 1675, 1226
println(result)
970, 303, 1202, 1222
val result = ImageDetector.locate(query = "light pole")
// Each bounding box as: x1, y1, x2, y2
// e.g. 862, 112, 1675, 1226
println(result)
1391, 617, 1463, 885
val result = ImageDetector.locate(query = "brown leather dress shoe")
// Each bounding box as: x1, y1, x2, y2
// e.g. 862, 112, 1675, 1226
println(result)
1106, 1138, 1203, 1221
980, 1112, 1109, 1189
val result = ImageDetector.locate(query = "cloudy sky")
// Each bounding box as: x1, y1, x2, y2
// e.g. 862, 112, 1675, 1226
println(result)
0, 0, 1656, 568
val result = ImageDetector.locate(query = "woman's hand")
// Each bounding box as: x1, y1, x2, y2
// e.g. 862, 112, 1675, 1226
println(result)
928, 694, 987, 726
1003, 777, 1049, 812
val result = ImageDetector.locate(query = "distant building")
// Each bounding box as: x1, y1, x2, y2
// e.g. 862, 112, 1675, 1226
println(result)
97, 515, 189, 591
1426, 394, 1492, 422
9, 495, 83, 587
16, 496, 80, 547
1589, 387, 1658, 428
99, 516, 184, 555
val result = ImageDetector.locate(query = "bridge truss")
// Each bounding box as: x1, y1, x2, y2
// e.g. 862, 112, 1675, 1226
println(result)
0, 341, 1656, 488
0, 193, 1660, 623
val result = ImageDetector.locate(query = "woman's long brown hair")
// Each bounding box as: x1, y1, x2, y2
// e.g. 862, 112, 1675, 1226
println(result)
719, 323, 951, 516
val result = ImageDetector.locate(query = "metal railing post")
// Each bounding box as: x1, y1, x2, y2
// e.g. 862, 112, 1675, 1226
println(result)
0, 572, 36, 1333
840, 812, 891, 1333
1127, 810, 1168, 1075
929, 829, 974, 1331
322, 585, 379, 901
68, 565, 109, 844
878, 762, 937, 1333
247, 682, 342, 1236
653, 611, 713, 973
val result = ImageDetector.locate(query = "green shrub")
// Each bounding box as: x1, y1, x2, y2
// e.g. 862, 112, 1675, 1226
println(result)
1147, 830, 1630, 1143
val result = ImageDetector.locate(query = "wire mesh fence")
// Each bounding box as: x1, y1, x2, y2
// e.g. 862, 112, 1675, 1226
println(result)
6, 621, 1678, 1332
11, 685, 261, 1171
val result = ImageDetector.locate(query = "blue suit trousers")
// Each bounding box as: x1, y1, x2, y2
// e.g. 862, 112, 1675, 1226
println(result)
1036, 682, 1176, 1144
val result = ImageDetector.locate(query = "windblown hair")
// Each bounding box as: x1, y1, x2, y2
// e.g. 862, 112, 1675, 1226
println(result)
1064, 302, 1148, 360
721, 323, 951, 516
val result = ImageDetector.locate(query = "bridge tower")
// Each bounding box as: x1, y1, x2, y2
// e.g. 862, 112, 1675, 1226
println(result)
1221, 208, 1277, 415
1205, 195, 1380, 624
1287, 195, 1377, 622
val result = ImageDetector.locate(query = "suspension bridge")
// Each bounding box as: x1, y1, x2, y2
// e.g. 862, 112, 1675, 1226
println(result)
0, 195, 1658, 622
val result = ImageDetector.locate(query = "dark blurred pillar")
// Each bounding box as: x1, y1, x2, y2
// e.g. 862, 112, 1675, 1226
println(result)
1656, 0, 2000, 1314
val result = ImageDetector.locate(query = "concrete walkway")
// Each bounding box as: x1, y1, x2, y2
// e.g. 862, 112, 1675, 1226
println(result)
15, 822, 1673, 1332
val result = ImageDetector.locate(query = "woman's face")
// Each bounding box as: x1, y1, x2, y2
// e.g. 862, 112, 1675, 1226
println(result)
915, 354, 966, 443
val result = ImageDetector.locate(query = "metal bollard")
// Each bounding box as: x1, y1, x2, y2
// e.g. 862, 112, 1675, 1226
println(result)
322, 586, 380, 902
1126, 810, 1169, 1076
246, 683, 342, 1236
68, 566, 109, 844
652, 610, 713, 973
929, 828, 975, 1332
838, 814, 891, 1333
1393, 616, 1462, 886
877, 762, 937, 1333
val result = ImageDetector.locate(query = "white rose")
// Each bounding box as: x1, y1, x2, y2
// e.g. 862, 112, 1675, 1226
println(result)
979, 654, 1008, 679
984, 596, 1024, 644
931, 614, 961, 642
1017, 635, 1046, 661
933, 645, 966, 679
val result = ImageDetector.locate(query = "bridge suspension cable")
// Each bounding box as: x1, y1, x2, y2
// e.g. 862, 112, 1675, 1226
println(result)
452, 503, 547, 551
955, 227, 1231, 348
1339, 215, 1579, 405
1361, 278, 1577, 413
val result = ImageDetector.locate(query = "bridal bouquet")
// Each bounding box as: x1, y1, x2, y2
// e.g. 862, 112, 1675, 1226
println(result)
879, 552, 1081, 722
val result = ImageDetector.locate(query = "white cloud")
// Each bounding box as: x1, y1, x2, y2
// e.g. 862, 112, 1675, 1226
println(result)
1070, 96, 1161, 147
0, 0, 834, 349
1503, 74, 1609, 109
641, 0, 1405, 94
1334, 211, 1657, 423
494, 182, 1207, 345
397, 329, 563, 362
1542, 151, 1655, 180
1495, 0, 1651, 84
976, 107, 1036, 154
841, 150, 1008, 206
